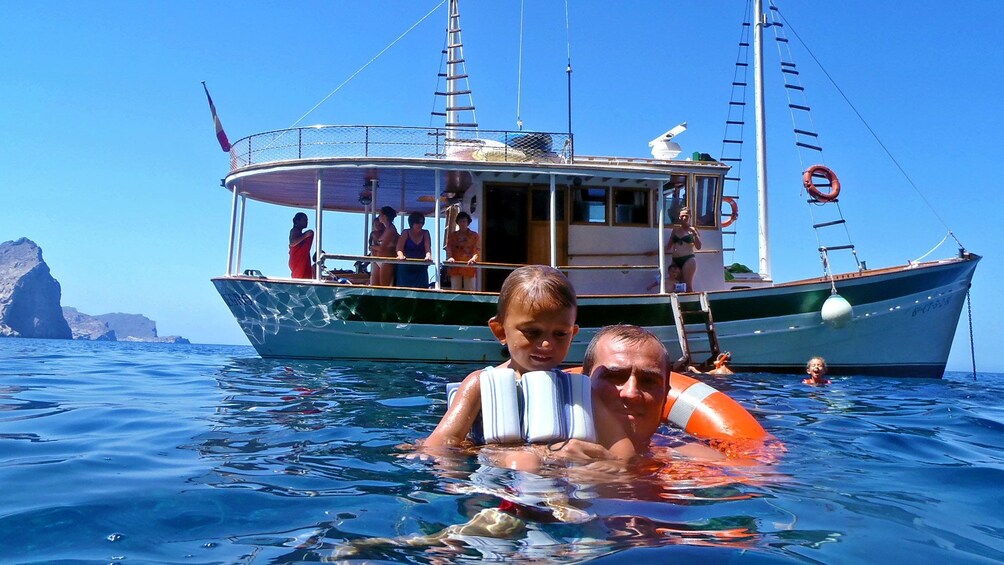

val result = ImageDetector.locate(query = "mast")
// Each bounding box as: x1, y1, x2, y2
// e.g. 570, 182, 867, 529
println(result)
446, 0, 461, 137
753, 0, 772, 279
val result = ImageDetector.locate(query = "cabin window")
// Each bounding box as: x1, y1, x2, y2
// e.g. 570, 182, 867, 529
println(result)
612, 189, 650, 226
530, 187, 566, 221
572, 187, 608, 224
693, 176, 719, 227
663, 175, 689, 224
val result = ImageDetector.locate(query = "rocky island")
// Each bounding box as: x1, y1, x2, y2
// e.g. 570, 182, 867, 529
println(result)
0, 238, 189, 343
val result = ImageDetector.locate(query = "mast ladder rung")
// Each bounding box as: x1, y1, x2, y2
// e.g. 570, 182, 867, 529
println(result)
723, 139, 743, 144
776, 37, 790, 44
781, 61, 796, 68
785, 84, 805, 91
724, 176, 741, 182
794, 128, 818, 137
732, 81, 748, 87
725, 120, 744, 125
813, 219, 846, 229
445, 122, 478, 128
781, 68, 799, 75
796, 142, 823, 151
722, 230, 736, 236
729, 101, 747, 106
446, 106, 476, 111
435, 90, 472, 96
431, 111, 447, 117
440, 73, 470, 80
789, 103, 810, 111
720, 158, 742, 163
819, 244, 855, 252
446, 59, 466, 65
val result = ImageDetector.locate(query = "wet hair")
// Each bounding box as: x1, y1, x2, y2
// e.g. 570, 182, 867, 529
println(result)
293, 212, 308, 224
380, 206, 397, 222
806, 356, 828, 371
456, 211, 472, 223
496, 265, 576, 324
582, 324, 669, 381
408, 211, 425, 227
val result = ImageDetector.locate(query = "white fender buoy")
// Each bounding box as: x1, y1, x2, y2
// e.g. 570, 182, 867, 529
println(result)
821, 293, 853, 328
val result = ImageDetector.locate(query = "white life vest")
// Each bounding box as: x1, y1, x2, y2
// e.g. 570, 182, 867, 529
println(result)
446, 367, 596, 445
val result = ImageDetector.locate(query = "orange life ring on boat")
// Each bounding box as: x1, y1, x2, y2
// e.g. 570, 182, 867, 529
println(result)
721, 197, 738, 228
802, 164, 841, 202
663, 372, 767, 441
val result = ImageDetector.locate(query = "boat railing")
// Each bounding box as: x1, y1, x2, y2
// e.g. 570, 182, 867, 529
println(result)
228, 126, 572, 171
307, 253, 660, 286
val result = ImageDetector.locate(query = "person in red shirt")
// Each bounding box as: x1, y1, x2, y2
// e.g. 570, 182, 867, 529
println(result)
288, 212, 314, 279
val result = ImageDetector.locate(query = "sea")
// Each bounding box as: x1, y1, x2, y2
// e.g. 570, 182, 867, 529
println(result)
2, 339, 1002, 564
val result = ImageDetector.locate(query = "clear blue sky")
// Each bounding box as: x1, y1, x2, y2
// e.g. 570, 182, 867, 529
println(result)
2, 1, 1001, 372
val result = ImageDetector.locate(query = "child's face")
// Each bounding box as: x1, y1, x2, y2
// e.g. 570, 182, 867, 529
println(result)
489, 303, 579, 374
806, 359, 826, 378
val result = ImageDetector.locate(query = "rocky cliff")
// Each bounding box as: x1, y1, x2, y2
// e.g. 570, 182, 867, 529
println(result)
61, 307, 117, 341
61, 308, 190, 344
1, 238, 189, 344
0, 238, 73, 339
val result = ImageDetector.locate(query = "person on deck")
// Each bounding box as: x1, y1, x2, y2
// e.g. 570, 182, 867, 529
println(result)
367, 216, 385, 286
396, 211, 432, 289
445, 211, 480, 290
288, 212, 314, 279
668, 207, 702, 292
375, 206, 399, 286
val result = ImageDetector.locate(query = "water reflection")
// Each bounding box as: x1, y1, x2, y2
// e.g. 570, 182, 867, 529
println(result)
184, 358, 839, 562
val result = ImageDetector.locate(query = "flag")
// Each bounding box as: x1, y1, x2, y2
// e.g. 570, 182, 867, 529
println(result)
201, 82, 231, 152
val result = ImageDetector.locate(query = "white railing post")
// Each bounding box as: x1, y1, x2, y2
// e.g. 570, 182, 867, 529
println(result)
235, 193, 247, 275
659, 180, 666, 294
315, 174, 323, 280
549, 174, 557, 267
225, 181, 239, 276
434, 169, 442, 290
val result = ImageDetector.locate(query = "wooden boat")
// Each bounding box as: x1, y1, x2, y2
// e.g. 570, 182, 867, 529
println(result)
212, 1, 978, 377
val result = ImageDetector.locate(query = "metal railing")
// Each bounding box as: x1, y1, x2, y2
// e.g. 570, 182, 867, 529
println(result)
228, 125, 572, 171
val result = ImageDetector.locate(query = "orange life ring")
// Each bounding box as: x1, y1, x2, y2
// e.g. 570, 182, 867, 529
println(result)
567, 366, 766, 443
721, 197, 738, 228
802, 165, 841, 202
663, 372, 767, 441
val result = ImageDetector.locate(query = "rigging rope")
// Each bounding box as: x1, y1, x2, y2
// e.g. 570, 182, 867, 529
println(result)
775, 9, 965, 251
286, 0, 447, 130
767, 1, 862, 278
516, 0, 525, 130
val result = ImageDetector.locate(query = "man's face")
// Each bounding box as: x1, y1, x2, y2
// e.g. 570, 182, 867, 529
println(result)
589, 336, 667, 450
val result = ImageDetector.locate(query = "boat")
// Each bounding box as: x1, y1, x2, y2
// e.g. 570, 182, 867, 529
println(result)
211, 0, 978, 378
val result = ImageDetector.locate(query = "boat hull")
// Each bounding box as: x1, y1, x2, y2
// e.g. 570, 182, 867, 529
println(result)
214, 255, 978, 378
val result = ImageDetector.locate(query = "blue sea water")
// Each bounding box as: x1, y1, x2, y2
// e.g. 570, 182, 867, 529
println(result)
1, 339, 1003, 564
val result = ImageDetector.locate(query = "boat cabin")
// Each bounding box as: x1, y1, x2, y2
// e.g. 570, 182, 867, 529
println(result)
222, 125, 752, 296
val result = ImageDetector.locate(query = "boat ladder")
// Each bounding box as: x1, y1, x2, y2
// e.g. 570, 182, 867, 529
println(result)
670, 292, 721, 369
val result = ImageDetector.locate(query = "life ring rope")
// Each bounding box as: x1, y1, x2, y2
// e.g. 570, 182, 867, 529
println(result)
802, 164, 841, 202
721, 196, 739, 228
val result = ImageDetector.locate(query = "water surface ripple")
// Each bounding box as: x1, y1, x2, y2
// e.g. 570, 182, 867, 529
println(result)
1, 339, 1002, 563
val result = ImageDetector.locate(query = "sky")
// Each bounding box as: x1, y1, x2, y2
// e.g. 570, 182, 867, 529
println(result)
2, 1, 1001, 372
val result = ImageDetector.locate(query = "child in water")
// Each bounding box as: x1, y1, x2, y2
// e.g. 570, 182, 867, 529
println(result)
803, 356, 831, 385
424, 265, 636, 465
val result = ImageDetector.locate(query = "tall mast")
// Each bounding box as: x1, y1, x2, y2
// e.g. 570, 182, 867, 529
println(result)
753, 0, 772, 279
446, 0, 461, 137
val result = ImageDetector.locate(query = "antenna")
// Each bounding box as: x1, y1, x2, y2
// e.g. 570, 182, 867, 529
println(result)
649, 122, 687, 159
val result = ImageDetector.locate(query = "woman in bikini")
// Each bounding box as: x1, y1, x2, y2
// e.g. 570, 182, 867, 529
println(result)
668, 206, 702, 291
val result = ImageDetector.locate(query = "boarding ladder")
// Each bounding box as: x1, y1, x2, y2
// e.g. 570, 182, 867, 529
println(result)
766, 3, 864, 276
670, 292, 721, 369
